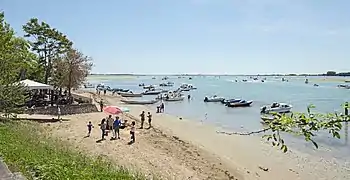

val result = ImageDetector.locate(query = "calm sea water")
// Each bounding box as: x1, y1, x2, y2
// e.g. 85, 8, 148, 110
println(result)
87, 75, 350, 161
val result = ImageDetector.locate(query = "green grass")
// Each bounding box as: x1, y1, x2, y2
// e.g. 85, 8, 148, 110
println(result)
0, 121, 142, 180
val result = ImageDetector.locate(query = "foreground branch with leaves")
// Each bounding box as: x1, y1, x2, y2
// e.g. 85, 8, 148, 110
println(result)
217, 103, 350, 153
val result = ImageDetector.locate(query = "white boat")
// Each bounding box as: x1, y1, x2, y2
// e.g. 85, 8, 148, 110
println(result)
188, 84, 197, 89
164, 96, 185, 101
204, 95, 225, 102
121, 99, 158, 105
260, 103, 292, 114
119, 92, 143, 97
83, 83, 94, 88
142, 90, 162, 95
159, 82, 174, 87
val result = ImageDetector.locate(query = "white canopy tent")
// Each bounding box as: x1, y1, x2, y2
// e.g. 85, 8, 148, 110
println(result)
19, 79, 54, 90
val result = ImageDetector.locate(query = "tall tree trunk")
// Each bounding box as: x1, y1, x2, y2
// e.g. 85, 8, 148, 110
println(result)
44, 45, 49, 84
68, 65, 72, 97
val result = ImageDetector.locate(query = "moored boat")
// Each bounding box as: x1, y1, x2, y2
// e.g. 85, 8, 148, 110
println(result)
260, 102, 292, 114
221, 98, 241, 104
142, 90, 162, 95
121, 99, 158, 105
119, 92, 143, 97
164, 96, 185, 101
226, 100, 253, 107
337, 84, 350, 89
143, 85, 155, 89
83, 83, 94, 88
159, 82, 174, 87
204, 95, 225, 102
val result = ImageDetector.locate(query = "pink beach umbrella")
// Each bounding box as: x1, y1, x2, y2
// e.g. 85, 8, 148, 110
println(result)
103, 106, 123, 115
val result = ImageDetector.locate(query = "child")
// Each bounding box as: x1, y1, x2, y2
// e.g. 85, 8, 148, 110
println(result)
130, 121, 136, 143
87, 121, 94, 137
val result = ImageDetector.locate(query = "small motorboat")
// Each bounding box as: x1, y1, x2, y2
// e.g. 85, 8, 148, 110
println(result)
164, 96, 185, 102
260, 102, 292, 114
188, 84, 197, 90
143, 85, 155, 89
204, 95, 225, 102
159, 82, 173, 87
221, 98, 241, 104
226, 100, 253, 107
139, 83, 145, 87
180, 87, 191, 91
83, 83, 94, 88
313, 84, 319, 87
112, 88, 130, 93
260, 115, 279, 123
121, 99, 158, 105
142, 90, 162, 95
337, 84, 350, 89
119, 92, 143, 97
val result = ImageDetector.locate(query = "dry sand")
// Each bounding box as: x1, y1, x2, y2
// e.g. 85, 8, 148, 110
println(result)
27, 92, 350, 180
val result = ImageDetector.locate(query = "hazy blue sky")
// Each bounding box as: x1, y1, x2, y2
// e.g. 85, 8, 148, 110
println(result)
1, 0, 349, 74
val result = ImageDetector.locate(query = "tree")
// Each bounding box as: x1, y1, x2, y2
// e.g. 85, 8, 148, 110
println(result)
0, 12, 30, 116
326, 71, 337, 76
52, 49, 93, 96
22, 18, 72, 84
218, 103, 350, 153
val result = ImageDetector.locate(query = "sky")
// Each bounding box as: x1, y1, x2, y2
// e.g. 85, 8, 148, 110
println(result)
1, 0, 350, 75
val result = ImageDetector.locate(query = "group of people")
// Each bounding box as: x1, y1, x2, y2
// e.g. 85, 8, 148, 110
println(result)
86, 111, 153, 144
156, 102, 165, 113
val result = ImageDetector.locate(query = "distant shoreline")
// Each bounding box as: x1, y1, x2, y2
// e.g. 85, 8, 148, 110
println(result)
89, 73, 350, 77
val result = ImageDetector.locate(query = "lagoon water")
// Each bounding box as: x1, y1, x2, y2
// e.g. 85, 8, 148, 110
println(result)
87, 75, 350, 162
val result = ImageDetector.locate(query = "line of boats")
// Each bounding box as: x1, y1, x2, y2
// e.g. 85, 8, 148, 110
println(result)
203, 95, 293, 116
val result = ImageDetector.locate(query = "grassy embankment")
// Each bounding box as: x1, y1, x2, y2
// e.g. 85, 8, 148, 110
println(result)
0, 120, 143, 180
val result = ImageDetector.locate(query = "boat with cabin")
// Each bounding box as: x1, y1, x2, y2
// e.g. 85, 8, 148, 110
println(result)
260, 102, 292, 114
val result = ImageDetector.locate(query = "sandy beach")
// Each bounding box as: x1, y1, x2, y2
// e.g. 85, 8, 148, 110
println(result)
25, 91, 350, 180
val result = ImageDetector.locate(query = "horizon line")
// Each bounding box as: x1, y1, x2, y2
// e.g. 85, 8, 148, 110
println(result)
88, 72, 350, 76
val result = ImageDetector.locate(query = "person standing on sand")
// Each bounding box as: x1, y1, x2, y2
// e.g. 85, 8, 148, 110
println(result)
113, 116, 121, 139
107, 115, 114, 130
99, 99, 104, 112
140, 111, 145, 129
87, 121, 94, 137
160, 102, 165, 113
130, 121, 136, 143
100, 119, 107, 140
147, 112, 152, 128
57, 106, 61, 120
